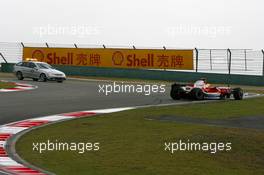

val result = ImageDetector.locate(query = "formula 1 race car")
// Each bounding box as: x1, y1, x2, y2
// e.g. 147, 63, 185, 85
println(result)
170, 79, 243, 100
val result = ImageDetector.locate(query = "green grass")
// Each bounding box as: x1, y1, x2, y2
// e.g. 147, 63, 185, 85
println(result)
144, 97, 264, 119
16, 97, 264, 175
0, 81, 16, 89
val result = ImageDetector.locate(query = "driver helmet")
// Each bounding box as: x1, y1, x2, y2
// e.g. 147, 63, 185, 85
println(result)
200, 78, 207, 84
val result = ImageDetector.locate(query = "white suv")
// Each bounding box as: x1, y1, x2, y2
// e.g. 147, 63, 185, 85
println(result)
14, 61, 66, 83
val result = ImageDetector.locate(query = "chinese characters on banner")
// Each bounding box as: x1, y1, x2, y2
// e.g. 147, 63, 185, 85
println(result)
23, 47, 193, 70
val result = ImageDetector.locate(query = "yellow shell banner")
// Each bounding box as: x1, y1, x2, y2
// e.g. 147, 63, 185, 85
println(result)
23, 47, 194, 70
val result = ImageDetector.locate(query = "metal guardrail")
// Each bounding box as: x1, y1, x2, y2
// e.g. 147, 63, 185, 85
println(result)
0, 42, 263, 76
262, 49, 264, 76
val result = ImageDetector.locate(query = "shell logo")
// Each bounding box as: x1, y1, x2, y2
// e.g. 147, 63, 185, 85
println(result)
31, 50, 45, 62
112, 51, 124, 66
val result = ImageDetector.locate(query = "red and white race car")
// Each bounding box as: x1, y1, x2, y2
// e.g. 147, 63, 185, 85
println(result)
170, 79, 243, 100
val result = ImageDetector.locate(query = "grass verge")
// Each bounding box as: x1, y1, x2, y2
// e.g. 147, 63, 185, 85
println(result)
0, 81, 16, 89
16, 97, 264, 175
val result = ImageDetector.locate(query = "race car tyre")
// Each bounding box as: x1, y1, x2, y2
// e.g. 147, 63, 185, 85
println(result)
170, 85, 184, 100
57, 80, 63, 83
16, 71, 24, 80
39, 73, 47, 82
32, 78, 38, 81
233, 88, 243, 100
220, 94, 226, 100
191, 88, 204, 100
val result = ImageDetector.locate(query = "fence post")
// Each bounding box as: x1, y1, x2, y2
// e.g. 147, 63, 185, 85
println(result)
227, 49, 232, 86
103, 45, 106, 49
45, 43, 49, 48
244, 49, 247, 71
0, 53, 8, 63
227, 49, 232, 75
21, 42, 25, 48
74, 43, 78, 48
262, 49, 264, 76
195, 48, 199, 72
209, 49, 212, 70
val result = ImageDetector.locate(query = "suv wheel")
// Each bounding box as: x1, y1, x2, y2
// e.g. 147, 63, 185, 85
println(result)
16, 71, 24, 80
39, 73, 47, 82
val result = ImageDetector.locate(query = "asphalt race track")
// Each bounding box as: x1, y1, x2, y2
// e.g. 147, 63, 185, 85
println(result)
0, 78, 179, 125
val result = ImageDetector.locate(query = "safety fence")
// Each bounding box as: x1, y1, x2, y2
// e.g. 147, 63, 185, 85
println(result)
0, 42, 263, 76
